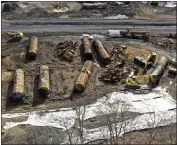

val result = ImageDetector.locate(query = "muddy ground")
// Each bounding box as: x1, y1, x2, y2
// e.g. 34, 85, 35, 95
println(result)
1, 1, 176, 144
1, 33, 176, 144
2, 34, 176, 114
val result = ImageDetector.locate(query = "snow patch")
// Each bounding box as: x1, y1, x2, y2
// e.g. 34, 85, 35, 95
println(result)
51, 7, 69, 13
165, 2, 176, 8
105, 14, 129, 19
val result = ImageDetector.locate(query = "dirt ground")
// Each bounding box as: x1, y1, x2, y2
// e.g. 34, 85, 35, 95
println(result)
1, 2, 176, 143
1, 2, 176, 20
1, 31, 176, 144
2, 34, 176, 114
1, 121, 176, 144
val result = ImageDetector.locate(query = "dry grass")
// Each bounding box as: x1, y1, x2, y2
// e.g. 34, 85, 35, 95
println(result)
125, 45, 150, 60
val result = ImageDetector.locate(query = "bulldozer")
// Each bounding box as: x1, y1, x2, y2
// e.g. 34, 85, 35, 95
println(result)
2, 32, 23, 40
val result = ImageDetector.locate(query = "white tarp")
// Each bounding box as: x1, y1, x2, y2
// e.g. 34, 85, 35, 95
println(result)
2, 87, 176, 143
64, 110, 176, 144
107, 30, 122, 37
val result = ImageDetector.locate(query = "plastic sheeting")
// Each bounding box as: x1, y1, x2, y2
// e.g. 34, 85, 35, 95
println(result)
2, 87, 176, 143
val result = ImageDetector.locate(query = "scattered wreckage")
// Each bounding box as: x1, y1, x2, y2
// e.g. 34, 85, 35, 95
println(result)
38, 65, 50, 97
56, 40, 78, 62
27, 36, 38, 60
107, 29, 149, 41
168, 58, 177, 77
99, 44, 134, 84
1, 30, 176, 103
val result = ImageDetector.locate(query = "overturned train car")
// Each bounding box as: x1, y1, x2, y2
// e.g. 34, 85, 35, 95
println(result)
150, 55, 168, 81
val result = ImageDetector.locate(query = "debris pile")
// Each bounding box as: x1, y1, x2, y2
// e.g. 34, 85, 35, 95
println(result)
107, 29, 149, 41
99, 45, 136, 84
56, 40, 78, 62
149, 35, 176, 50
157, 38, 176, 50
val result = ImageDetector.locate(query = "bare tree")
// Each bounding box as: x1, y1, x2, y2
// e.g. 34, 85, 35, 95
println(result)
75, 105, 86, 144
96, 94, 131, 145
62, 118, 75, 145
144, 110, 169, 144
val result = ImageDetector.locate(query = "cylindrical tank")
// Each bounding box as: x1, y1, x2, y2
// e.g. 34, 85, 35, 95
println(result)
151, 56, 168, 77
130, 31, 148, 36
92, 40, 111, 65
81, 37, 92, 60
82, 3, 106, 9
28, 36, 38, 60
156, 56, 168, 69
74, 60, 92, 92
107, 30, 122, 37
12, 69, 24, 101
107, 30, 148, 38
38, 65, 50, 97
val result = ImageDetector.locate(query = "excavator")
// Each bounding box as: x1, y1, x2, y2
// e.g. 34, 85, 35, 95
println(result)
2, 32, 23, 40
125, 55, 168, 90
133, 52, 157, 71
125, 74, 157, 90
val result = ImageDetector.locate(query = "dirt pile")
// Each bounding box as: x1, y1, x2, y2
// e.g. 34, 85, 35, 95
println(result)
2, 125, 64, 144
149, 34, 176, 50
2, 2, 20, 12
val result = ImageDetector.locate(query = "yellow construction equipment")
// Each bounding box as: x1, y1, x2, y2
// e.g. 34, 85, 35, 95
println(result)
2, 32, 23, 39
126, 55, 168, 90
146, 52, 157, 66
125, 75, 156, 89
133, 52, 157, 69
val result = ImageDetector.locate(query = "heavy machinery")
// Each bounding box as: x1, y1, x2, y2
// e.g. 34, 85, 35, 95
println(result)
125, 75, 156, 89
125, 55, 168, 90
2, 32, 23, 40
133, 52, 157, 71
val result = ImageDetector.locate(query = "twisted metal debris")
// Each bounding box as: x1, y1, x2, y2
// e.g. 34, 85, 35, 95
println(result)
56, 40, 78, 61
99, 45, 137, 84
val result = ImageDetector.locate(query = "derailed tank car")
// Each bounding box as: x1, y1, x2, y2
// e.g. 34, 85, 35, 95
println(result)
74, 60, 93, 92
12, 69, 25, 101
